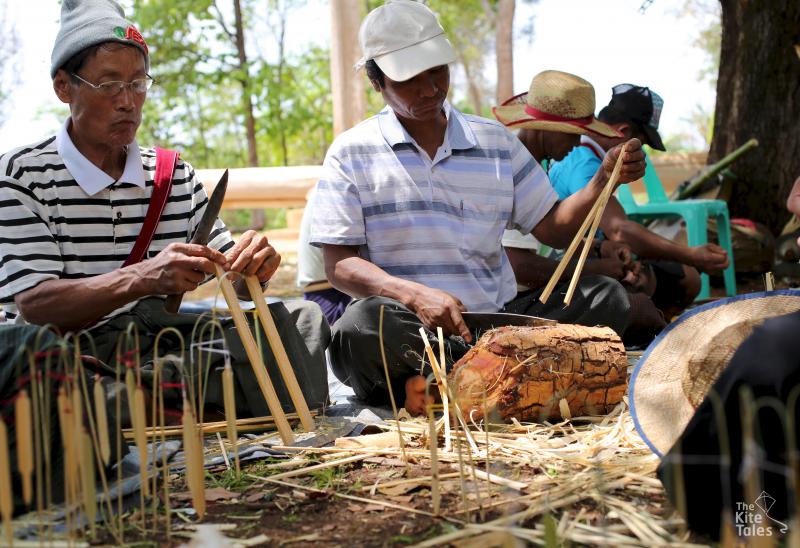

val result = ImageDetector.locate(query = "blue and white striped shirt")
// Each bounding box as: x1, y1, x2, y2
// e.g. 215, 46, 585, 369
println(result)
310, 102, 558, 312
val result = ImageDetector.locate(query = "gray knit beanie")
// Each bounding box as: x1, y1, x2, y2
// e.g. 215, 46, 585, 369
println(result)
50, 0, 149, 78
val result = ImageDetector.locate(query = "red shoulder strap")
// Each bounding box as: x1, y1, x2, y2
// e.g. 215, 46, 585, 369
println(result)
122, 147, 179, 267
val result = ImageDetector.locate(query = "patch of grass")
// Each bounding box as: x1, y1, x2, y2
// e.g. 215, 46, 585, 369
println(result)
310, 465, 346, 490
282, 513, 299, 523
206, 468, 255, 491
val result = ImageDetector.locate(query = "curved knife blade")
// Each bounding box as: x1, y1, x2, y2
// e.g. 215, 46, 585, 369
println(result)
190, 169, 229, 245
165, 169, 229, 313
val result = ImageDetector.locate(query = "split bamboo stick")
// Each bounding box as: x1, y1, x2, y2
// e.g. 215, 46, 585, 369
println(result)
132, 386, 150, 498
539, 147, 627, 305
15, 389, 33, 505
121, 412, 313, 440
245, 276, 314, 432
93, 378, 111, 466
182, 399, 206, 520
378, 305, 409, 468
436, 327, 452, 452
0, 420, 13, 546
214, 265, 294, 445
222, 366, 240, 473
79, 430, 97, 534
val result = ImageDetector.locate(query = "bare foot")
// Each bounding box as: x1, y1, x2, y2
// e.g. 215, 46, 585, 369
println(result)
403, 375, 435, 416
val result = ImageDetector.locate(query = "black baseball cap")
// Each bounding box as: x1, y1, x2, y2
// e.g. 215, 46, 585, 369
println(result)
599, 83, 666, 151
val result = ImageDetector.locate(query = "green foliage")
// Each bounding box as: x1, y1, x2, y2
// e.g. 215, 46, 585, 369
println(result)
129, 0, 332, 169
221, 208, 288, 233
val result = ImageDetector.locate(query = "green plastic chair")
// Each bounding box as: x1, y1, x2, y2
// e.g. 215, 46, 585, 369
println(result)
616, 156, 736, 300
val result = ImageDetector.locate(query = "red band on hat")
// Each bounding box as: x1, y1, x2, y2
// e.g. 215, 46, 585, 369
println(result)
524, 104, 593, 125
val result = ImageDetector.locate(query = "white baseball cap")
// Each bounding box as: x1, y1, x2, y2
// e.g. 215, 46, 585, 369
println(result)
354, 0, 457, 83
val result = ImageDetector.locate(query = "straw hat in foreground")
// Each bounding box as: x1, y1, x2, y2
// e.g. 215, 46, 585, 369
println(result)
493, 70, 621, 137
629, 289, 800, 456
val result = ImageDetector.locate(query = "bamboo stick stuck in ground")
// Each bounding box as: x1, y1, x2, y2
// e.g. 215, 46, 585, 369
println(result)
215, 265, 295, 445
245, 276, 314, 432
182, 399, 206, 520
93, 378, 111, 466
15, 389, 33, 506
0, 420, 13, 546
222, 365, 240, 473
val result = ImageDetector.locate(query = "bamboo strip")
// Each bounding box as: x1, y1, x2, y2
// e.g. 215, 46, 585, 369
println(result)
56, 387, 76, 528
132, 386, 150, 498
122, 411, 314, 439
245, 276, 314, 432
79, 430, 97, 534
215, 265, 294, 445
360, 472, 461, 492
378, 305, 409, 468
182, 400, 206, 520
428, 388, 440, 515
265, 454, 369, 482
93, 379, 111, 466
460, 464, 528, 491
222, 366, 240, 473
0, 420, 13, 546
15, 389, 33, 506
436, 327, 452, 453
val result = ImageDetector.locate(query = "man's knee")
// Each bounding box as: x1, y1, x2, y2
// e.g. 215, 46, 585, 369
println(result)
582, 275, 631, 334
332, 296, 403, 340
680, 265, 701, 304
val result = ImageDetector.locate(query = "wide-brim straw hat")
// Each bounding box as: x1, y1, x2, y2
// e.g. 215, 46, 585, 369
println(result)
493, 70, 621, 138
630, 289, 800, 457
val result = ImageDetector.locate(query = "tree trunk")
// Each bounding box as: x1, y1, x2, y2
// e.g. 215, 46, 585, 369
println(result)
495, 0, 515, 105
233, 0, 259, 168
449, 325, 627, 423
330, 0, 366, 137
709, 0, 800, 234
457, 51, 483, 116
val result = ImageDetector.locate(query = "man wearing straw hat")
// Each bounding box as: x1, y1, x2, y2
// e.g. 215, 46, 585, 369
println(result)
310, 0, 646, 414
0, 0, 330, 458
494, 70, 668, 346
545, 84, 729, 319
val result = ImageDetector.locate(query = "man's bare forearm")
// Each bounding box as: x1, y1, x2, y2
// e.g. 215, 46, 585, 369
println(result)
322, 244, 420, 307
14, 266, 149, 330
600, 198, 694, 264
532, 172, 608, 249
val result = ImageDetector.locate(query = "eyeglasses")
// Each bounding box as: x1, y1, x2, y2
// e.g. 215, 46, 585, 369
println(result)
71, 73, 154, 96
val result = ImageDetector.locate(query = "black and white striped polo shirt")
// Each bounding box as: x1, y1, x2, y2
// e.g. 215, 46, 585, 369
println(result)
0, 131, 234, 325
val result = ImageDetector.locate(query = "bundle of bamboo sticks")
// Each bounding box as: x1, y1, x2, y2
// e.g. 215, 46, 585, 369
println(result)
539, 147, 629, 306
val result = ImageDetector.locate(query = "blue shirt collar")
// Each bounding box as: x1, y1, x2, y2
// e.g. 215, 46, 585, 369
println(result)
56, 118, 146, 196
378, 100, 477, 152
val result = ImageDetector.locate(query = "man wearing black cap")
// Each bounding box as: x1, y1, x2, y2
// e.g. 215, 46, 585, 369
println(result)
549, 84, 730, 319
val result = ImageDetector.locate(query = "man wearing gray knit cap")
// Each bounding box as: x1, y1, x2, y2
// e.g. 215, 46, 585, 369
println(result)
0, 0, 329, 498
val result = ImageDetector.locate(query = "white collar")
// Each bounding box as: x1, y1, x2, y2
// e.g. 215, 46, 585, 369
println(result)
56, 118, 146, 196
580, 134, 607, 158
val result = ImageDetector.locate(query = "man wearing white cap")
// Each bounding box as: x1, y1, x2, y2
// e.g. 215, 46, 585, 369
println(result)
310, 0, 646, 413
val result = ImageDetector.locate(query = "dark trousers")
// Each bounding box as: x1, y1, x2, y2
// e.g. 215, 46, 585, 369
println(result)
658, 310, 800, 539
328, 275, 630, 405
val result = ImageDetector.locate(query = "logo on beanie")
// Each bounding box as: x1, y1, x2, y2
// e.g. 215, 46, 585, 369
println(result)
112, 25, 148, 55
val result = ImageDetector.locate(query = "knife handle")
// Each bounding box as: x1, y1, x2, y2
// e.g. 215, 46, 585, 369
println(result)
164, 293, 183, 314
